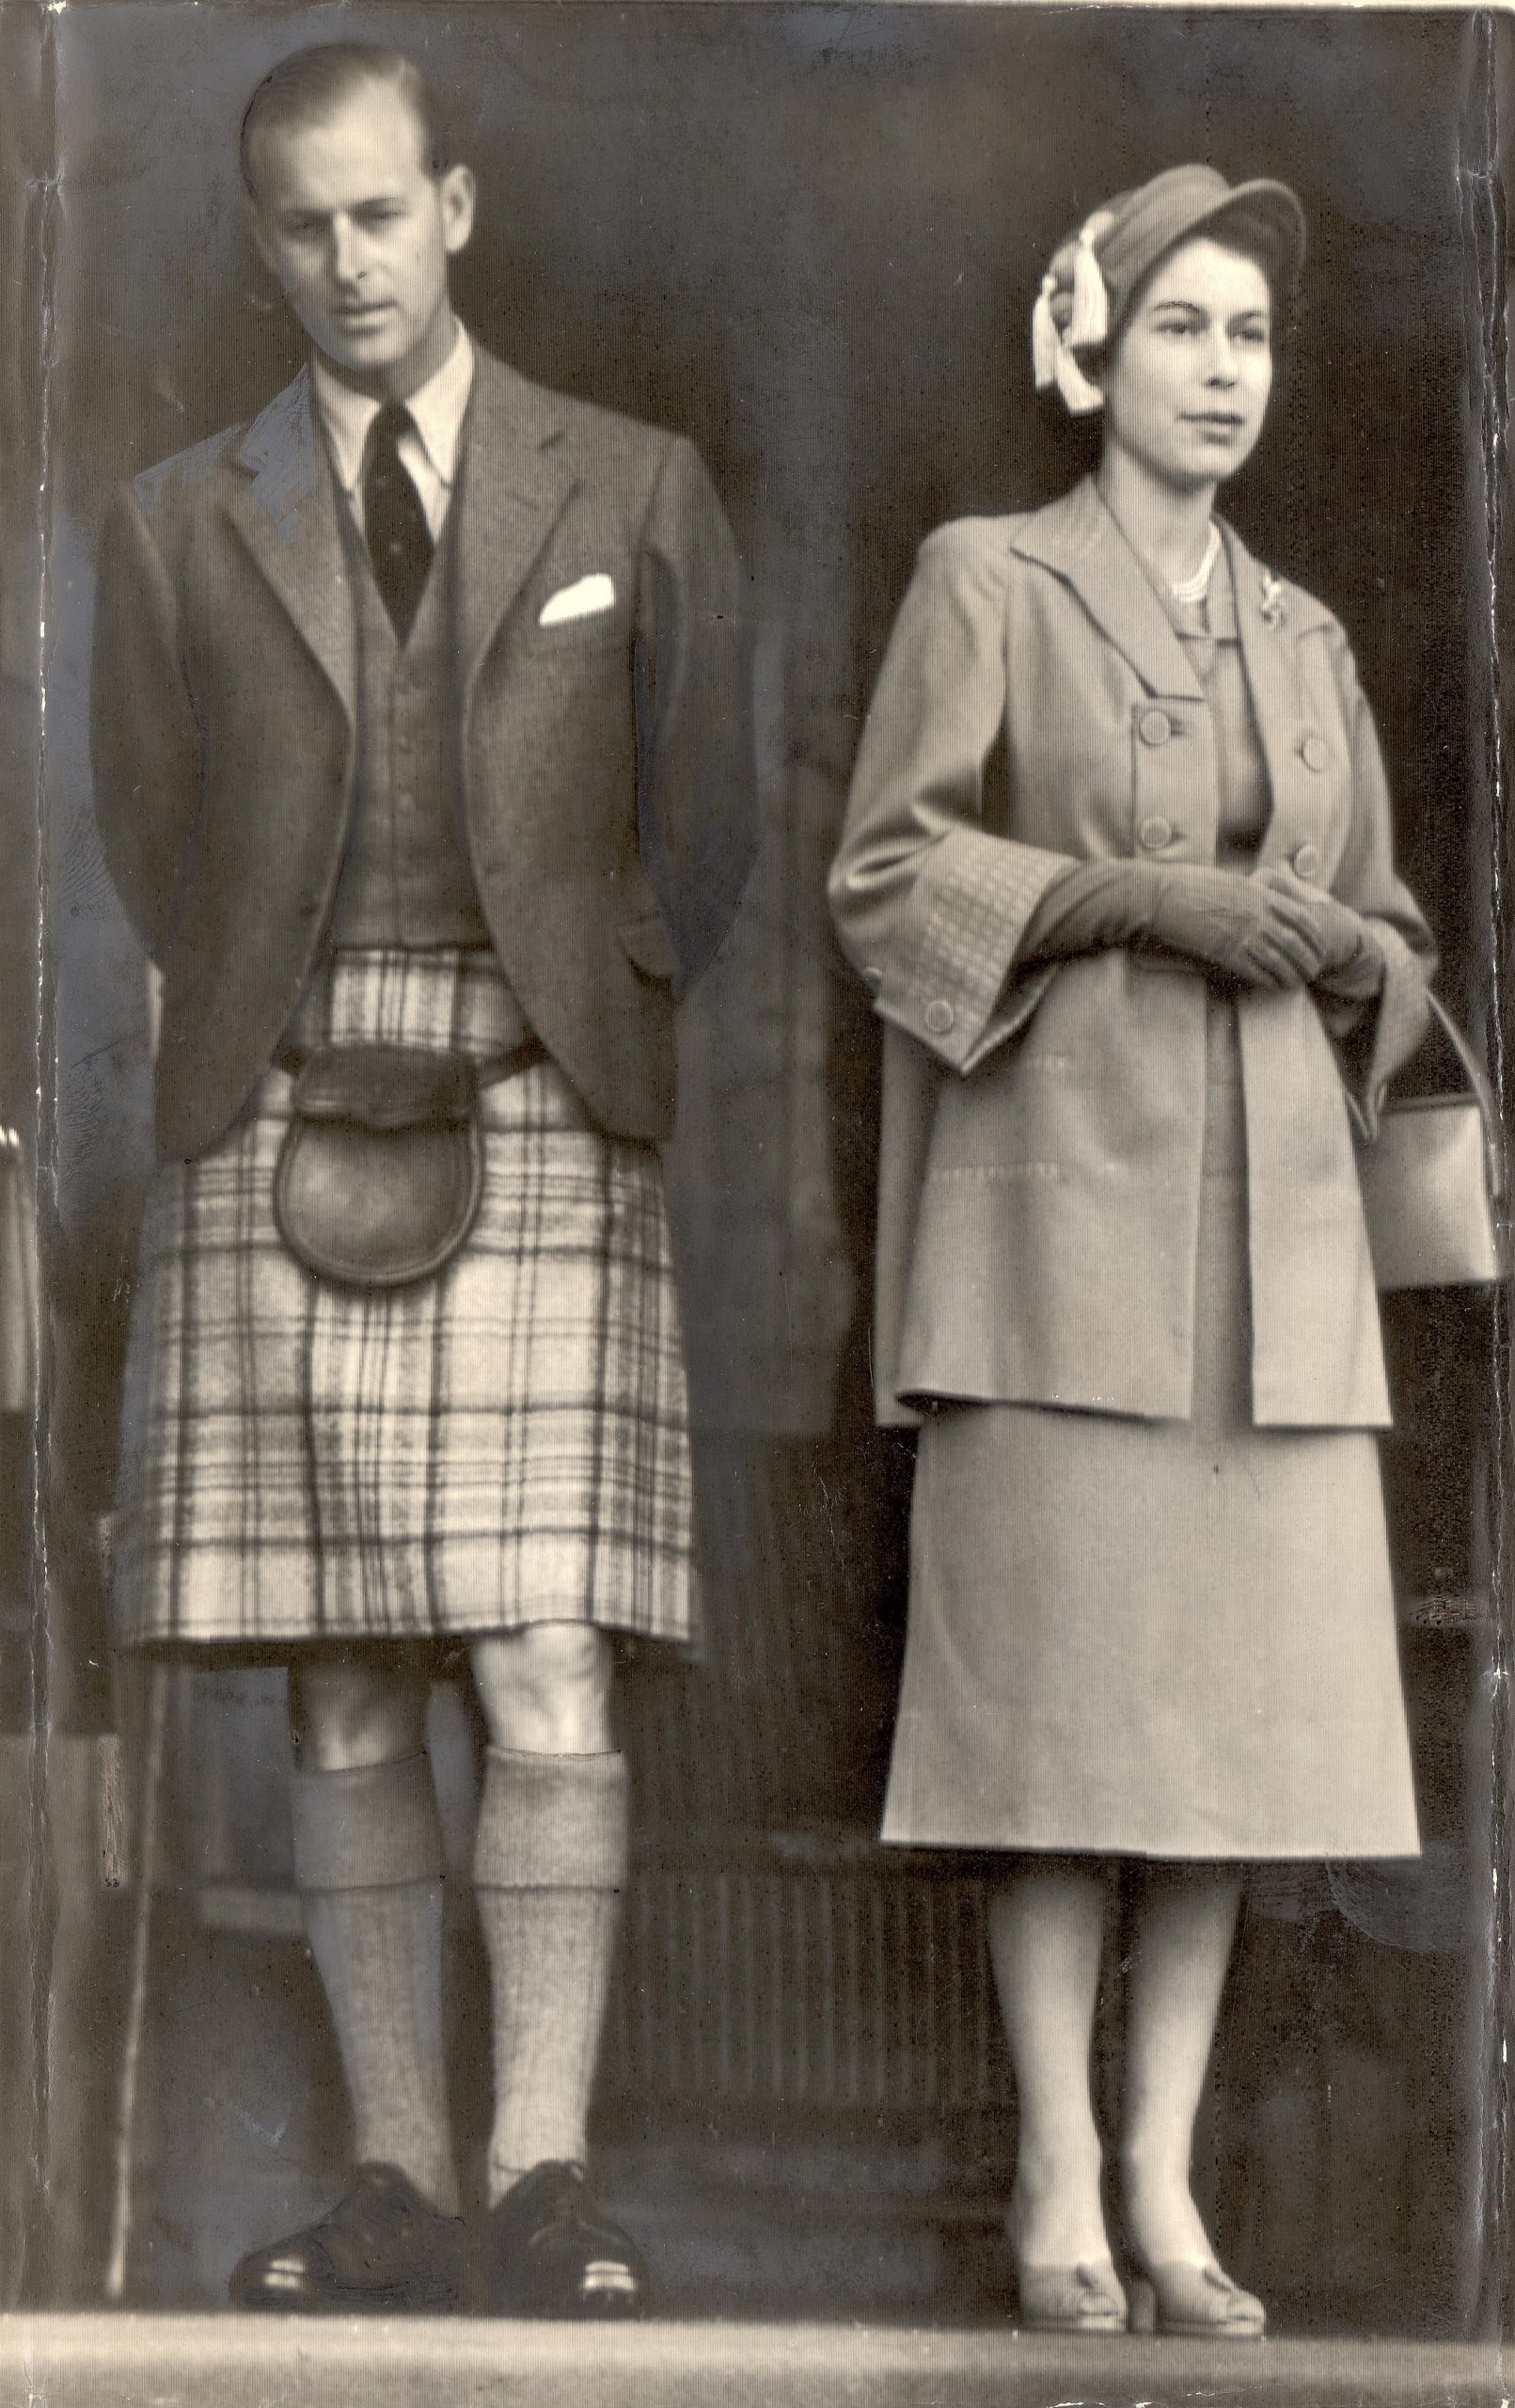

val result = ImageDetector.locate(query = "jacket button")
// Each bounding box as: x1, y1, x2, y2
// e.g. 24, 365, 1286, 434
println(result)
1292, 843, 1322, 880
1300, 733, 1330, 771
863, 966, 884, 993
1139, 815, 1175, 851
924, 999, 955, 1037
1139, 708, 1173, 747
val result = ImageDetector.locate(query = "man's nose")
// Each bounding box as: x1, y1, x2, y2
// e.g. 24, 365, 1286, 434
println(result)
329, 216, 363, 286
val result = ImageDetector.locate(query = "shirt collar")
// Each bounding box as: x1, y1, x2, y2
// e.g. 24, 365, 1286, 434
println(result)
311, 321, 475, 496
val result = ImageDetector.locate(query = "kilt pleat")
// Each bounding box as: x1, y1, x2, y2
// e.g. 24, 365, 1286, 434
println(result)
114, 948, 696, 1652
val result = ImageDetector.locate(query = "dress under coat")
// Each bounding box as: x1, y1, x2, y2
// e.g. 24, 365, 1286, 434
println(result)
828, 481, 1434, 1861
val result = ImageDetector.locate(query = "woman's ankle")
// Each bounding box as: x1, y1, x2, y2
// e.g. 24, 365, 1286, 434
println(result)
1009, 2134, 1111, 2267
1118, 2148, 1216, 2270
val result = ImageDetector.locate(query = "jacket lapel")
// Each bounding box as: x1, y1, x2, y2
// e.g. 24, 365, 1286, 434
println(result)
1012, 478, 1204, 702
1223, 519, 1334, 862
224, 368, 356, 721
453, 351, 576, 705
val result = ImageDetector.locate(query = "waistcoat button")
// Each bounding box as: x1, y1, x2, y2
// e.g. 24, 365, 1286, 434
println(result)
1300, 733, 1330, 771
1291, 843, 1322, 880
1139, 816, 1175, 851
924, 999, 955, 1037
1139, 708, 1173, 747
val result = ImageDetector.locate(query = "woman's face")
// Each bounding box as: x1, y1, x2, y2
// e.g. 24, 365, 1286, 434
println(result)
1097, 236, 1273, 494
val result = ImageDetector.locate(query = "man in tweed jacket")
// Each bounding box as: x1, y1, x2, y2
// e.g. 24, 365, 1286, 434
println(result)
91, 42, 752, 2316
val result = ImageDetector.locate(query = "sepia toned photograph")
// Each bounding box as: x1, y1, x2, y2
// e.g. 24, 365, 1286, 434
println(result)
0, 4, 1507, 2400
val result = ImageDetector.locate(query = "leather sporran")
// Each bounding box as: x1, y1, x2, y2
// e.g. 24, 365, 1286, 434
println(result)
1356, 996, 1507, 1290
275, 1045, 483, 1290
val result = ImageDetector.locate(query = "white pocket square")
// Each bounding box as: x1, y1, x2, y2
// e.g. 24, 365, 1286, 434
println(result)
539, 573, 616, 626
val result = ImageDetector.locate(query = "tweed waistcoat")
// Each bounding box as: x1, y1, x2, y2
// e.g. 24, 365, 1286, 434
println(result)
327, 483, 491, 951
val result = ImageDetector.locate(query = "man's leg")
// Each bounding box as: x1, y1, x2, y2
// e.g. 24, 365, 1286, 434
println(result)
229, 1644, 466, 2311
469, 1624, 643, 2316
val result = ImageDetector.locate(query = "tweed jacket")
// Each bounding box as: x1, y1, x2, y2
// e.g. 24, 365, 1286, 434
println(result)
91, 345, 754, 1159
829, 480, 1435, 1431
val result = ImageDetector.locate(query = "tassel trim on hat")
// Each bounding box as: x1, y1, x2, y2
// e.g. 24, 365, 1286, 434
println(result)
1031, 206, 1115, 417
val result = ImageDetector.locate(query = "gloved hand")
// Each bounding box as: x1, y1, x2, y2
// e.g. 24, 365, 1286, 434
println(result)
1143, 865, 1329, 988
1254, 863, 1376, 982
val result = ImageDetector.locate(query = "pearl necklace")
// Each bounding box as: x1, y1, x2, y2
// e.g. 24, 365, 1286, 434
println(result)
1169, 521, 1221, 606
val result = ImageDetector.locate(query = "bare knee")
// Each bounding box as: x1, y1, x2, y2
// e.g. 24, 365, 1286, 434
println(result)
470, 1625, 614, 1754
289, 1645, 432, 1772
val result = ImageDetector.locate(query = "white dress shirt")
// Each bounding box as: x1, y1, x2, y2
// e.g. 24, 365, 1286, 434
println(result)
312, 321, 475, 543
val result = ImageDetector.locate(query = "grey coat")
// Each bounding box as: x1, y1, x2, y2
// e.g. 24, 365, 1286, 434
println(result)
91, 346, 754, 1158
829, 482, 1435, 1430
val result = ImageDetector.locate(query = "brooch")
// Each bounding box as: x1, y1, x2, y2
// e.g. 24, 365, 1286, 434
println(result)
1259, 568, 1286, 629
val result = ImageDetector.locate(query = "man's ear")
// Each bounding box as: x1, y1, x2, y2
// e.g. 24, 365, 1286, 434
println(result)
247, 198, 281, 283
440, 165, 476, 259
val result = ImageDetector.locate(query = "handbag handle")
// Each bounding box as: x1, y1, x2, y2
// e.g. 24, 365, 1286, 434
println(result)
1414, 994, 1507, 1204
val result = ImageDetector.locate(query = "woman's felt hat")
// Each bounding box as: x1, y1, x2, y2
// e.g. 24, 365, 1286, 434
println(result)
1033, 164, 1306, 415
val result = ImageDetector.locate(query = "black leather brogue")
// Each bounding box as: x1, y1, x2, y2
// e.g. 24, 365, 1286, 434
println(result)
229, 2162, 467, 2314
481, 2161, 649, 2319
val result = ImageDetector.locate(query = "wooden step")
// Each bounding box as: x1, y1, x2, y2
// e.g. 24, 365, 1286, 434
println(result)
0, 2315, 1499, 2408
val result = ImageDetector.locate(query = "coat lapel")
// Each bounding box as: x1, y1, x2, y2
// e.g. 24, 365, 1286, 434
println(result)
1223, 519, 1334, 862
224, 367, 356, 721
1012, 478, 1204, 702
453, 352, 576, 705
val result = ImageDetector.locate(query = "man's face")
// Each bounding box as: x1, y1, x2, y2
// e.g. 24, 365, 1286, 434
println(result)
248, 82, 475, 397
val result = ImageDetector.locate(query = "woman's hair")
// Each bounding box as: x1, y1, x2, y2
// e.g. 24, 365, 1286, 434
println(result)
240, 43, 451, 198
1073, 202, 1299, 391
1119, 203, 1298, 351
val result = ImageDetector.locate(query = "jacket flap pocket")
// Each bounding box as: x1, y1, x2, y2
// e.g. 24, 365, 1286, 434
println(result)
292, 1045, 478, 1129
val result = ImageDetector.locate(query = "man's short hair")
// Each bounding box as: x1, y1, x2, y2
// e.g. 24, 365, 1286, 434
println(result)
241, 43, 450, 197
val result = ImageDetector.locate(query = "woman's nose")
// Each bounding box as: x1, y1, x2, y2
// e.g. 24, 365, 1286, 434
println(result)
1204, 332, 1240, 383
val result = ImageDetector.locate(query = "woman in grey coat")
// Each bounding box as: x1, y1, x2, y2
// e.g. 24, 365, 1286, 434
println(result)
829, 166, 1433, 2337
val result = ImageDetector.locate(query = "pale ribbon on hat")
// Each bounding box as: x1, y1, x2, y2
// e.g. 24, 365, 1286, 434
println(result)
1032, 207, 1115, 415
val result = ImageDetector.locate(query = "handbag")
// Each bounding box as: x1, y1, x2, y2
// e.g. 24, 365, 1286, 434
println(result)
1355, 994, 1507, 1291
274, 1038, 543, 1290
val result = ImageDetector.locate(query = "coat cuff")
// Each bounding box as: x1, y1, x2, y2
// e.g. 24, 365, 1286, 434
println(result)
1344, 921, 1433, 1139
876, 832, 1066, 1072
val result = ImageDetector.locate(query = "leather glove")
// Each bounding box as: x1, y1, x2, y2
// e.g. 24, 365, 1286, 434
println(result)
1254, 864, 1382, 992
1142, 865, 1329, 988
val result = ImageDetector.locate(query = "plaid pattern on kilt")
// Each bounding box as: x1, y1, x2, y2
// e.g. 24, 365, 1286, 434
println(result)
113, 948, 696, 1651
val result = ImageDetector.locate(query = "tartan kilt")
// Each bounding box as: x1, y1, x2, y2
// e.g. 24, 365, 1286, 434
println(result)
113, 947, 697, 1653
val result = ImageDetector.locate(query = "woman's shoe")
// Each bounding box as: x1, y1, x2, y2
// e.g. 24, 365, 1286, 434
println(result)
1013, 2257, 1128, 2334
1126, 2259, 1266, 2338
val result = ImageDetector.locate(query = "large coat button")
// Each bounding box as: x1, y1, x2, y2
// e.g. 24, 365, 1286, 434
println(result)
1300, 733, 1330, 771
1139, 708, 1173, 747
1139, 816, 1175, 851
1291, 843, 1322, 880
924, 999, 955, 1037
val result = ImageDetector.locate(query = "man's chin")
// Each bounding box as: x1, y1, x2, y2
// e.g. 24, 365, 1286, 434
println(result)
310, 317, 403, 372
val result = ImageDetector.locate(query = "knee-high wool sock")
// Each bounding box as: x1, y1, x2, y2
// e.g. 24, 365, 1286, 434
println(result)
472, 1747, 628, 2206
290, 1752, 460, 2216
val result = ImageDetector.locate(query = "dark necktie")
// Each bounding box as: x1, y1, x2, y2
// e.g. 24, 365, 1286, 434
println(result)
364, 402, 434, 642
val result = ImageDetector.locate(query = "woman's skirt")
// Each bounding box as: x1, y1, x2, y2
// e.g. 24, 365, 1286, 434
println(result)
113, 947, 696, 1655
881, 1006, 1420, 1861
